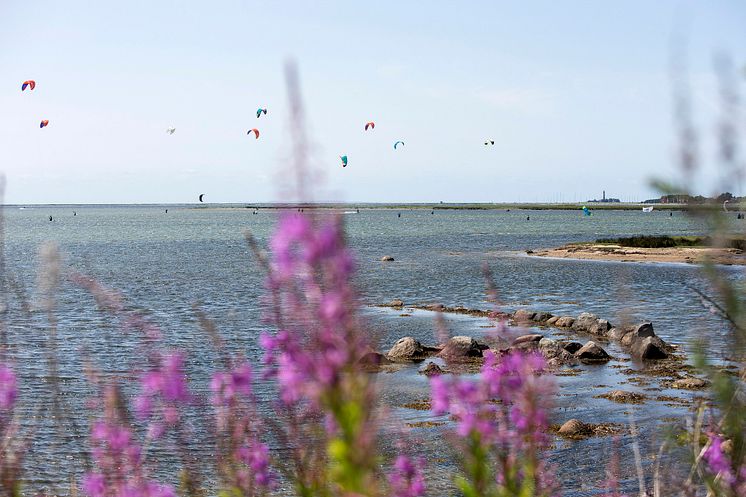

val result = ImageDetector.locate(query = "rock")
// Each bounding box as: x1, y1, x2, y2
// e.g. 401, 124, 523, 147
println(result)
620, 322, 656, 347
589, 319, 612, 336
532, 311, 554, 323
358, 352, 392, 367
513, 309, 536, 322
629, 336, 668, 360
387, 337, 429, 361
526, 249, 535, 254
546, 316, 560, 326
538, 337, 557, 350
670, 376, 710, 390
512, 334, 544, 346
608, 327, 629, 341
634, 322, 655, 335
546, 357, 572, 369
555, 419, 625, 439
558, 419, 590, 437
539, 339, 579, 366
388, 299, 404, 307
438, 336, 486, 359
420, 362, 444, 376
554, 316, 575, 328
562, 342, 583, 354
600, 390, 647, 404
381, 255, 395, 262
573, 312, 600, 332
574, 341, 611, 363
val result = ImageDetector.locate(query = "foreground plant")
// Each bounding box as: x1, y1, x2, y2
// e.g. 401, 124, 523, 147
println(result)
430, 350, 556, 497
0, 362, 23, 497
259, 212, 397, 496
83, 384, 176, 497
211, 360, 274, 496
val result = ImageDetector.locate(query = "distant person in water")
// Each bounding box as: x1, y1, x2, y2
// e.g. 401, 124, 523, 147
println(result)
398, 212, 401, 218
431, 210, 434, 215
73, 211, 76, 216
670, 212, 673, 217
527, 215, 530, 221
165, 209, 168, 213
49, 216, 52, 221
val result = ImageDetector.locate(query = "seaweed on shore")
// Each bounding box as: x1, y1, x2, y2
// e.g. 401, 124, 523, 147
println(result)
400, 399, 433, 411
595, 235, 706, 248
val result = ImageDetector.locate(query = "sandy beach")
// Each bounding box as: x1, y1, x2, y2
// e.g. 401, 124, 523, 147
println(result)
530, 243, 746, 265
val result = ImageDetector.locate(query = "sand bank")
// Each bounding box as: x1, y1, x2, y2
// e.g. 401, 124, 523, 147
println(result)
530, 243, 746, 265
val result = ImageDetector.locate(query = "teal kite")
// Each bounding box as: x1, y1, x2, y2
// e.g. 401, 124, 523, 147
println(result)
340, 155, 348, 168
394, 141, 404, 150
256, 108, 267, 118
582, 206, 591, 216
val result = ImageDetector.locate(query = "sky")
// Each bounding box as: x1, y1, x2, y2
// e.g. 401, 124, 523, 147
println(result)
0, 1, 744, 204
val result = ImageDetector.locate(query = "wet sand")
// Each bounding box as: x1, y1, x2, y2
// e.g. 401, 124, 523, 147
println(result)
530, 243, 746, 265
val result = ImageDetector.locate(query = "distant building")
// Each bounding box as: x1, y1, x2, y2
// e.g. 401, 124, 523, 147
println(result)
587, 190, 621, 203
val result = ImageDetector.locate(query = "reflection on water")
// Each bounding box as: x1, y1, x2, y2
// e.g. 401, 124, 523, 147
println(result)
2, 206, 740, 495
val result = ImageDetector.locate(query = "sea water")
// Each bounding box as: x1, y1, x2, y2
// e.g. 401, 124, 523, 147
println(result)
2, 205, 740, 495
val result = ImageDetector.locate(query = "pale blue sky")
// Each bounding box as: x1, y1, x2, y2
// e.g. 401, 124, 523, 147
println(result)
1, 1, 744, 204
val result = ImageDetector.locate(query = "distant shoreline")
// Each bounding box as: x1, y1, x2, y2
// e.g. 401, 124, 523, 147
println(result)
6, 202, 722, 211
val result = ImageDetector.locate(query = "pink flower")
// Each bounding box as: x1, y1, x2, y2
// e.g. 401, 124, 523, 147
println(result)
703, 433, 734, 483
135, 352, 191, 434
388, 455, 426, 497
210, 363, 253, 405
0, 363, 17, 410
82, 473, 105, 497
429, 349, 556, 494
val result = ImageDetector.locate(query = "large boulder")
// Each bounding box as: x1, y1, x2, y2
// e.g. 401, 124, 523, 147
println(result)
620, 322, 656, 347
562, 342, 583, 354
539, 338, 578, 366
573, 312, 600, 332
381, 255, 395, 262
512, 334, 544, 346
546, 316, 560, 326
608, 327, 629, 341
513, 309, 536, 322
554, 316, 575, 328
388, 299, 404, 308
387, 337, 428, 361
558, 419, 591, 437
358, 351, 392, 367
438, 336, 486, 359
629, 336, 668, 360
589, 319, 612, 336
538, 337, 558, 350
574, 341, 611, 363
532, 311, 554, 323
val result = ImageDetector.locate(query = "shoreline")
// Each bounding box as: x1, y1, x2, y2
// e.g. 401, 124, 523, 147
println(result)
529, 243, 746, 265
7, 202, 705, 211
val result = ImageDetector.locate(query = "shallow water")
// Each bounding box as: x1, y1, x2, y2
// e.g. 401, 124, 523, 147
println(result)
2, 205, 743, 495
